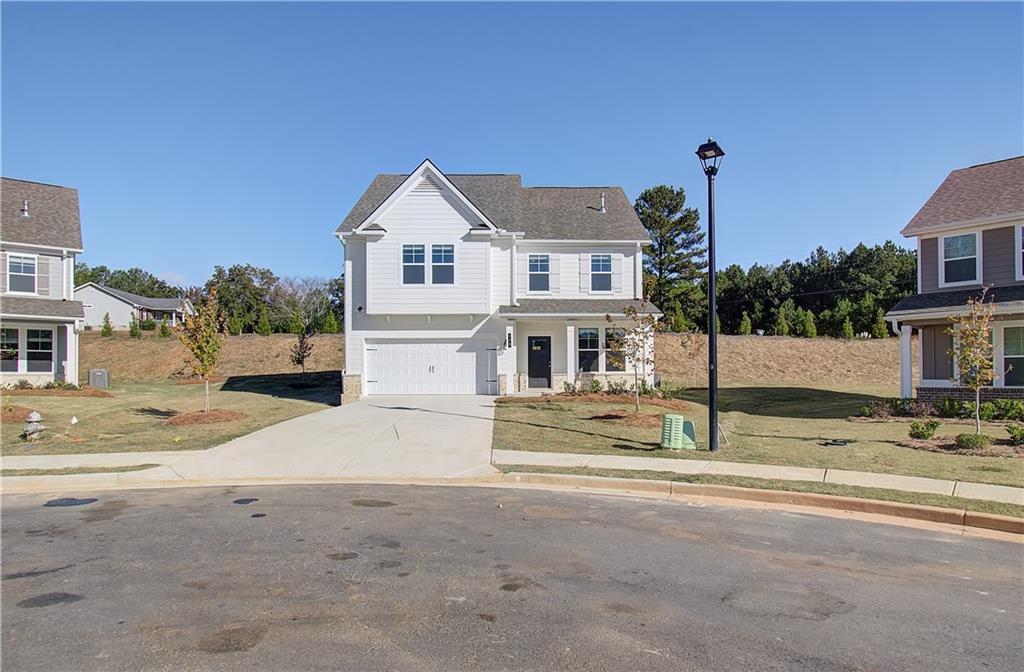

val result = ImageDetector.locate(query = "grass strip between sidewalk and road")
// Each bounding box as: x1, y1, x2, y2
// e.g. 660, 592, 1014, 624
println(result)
2, 464, 161, 477
496, 465, 1024, 518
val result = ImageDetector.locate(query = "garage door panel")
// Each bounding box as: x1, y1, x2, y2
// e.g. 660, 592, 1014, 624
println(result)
366, 340, 494, 395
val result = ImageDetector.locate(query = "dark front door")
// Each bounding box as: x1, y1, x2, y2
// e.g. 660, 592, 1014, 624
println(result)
527, 336, 551, 388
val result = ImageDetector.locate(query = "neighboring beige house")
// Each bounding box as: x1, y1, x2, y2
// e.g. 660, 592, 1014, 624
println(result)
886, 156, 1024, 401
0, 178, 86, 386
335, 159, 658, 402
74, 282, 194, 330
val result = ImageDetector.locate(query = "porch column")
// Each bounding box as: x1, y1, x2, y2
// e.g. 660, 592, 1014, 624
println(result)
66, 323, 79, 387
900, 324, 913, 398
566, 322, 575, 386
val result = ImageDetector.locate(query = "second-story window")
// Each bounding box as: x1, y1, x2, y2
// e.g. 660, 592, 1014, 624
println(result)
529, 254, 549, 292
591, 254, 612, 291
402, 245, 425, 284
941, 233, 978, 285
432, 244, 455, 285
7, 254, 36, 293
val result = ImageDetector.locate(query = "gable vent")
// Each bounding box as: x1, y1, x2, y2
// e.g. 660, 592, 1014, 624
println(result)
412, 174, 443, 194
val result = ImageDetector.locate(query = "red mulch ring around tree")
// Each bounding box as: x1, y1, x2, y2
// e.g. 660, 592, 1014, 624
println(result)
588, 411, 665, 428
5, 387, 113, 398
163, 409, 246, 426
1, 405, 33, 423
498, 394, 688, 412
898, 437, 1024, 458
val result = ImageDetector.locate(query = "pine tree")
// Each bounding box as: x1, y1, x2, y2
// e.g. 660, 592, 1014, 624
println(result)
871, 308, 889, 339
291, 331, 314, 373
738, 311, 752, 336
129, 316, 141, 339
226, 314, 243, 336
321, 312, 340, 334
158, 318, 172, 338
773, 312, 790, 337
100, 313, 114, 337
842, 316, 855, 340
255, 306, 272, 336
289, 308, 304, 335
803, 311, 817, 338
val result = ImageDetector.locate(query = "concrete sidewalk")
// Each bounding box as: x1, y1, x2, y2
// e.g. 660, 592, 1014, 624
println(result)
491, 449, 1024, 506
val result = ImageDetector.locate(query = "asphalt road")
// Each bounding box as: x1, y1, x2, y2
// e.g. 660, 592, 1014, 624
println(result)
2, 484, 1021, 672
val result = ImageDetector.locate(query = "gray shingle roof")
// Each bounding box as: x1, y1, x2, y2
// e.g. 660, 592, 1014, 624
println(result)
1, 178, 83, 250
337, 171, 649, 241
500, 299, 661, 316
886, 285, 1024, 315
89, 284, 188, 312
1, 296, 84, 319
902, 157, 1024, 236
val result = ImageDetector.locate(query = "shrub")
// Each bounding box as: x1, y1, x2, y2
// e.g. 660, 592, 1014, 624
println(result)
658, 383, 687, 400
587, 379, 603, 394
860, 400, 891, 418
562, 380, 579, 395
100, 313, 114, 337
139, 318, 157, 331
606, 379, 629, 395
42, 381, 79, 390
14, 379, 33, 390
227, 314, 244, 336
954, 433, 992, 450
908, 420, 940, 440
1006, 425, 1024, 446
993, 399, 1024, 421
158, 319, 173, 338
321, 312, 340, 334
841, 316, 854, 340
738, 312, 752, 336
871, 308, 889, 339
933, 397, 969, 419
255, 306, 273, 336
802, 311, 817, 338
128, 317, 141, 339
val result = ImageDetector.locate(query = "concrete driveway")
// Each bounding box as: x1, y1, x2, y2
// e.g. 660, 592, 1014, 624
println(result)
165, 395, 497, 481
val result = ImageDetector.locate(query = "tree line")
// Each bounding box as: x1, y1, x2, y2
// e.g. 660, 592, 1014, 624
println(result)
75, 263, 344, 336
634, 185, 916, 338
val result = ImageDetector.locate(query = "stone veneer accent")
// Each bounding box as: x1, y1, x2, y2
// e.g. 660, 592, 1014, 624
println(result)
498, 374, 508, 396
342, 374, 362, 404
916, 386, 1024, 403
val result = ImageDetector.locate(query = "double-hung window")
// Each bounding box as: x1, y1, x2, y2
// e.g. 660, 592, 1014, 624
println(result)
7, 254, 36, 293
605, 328, 626, 372
1004, 327, 1024, 387
1, 328, 17, 372
529, 254, 550, 292
591, 254, 612, 292
941, 233, 978, 285
26, 329, 53, 373
432, 244, 455, 284
578, 328, 599, 372
402, 245, 425, 284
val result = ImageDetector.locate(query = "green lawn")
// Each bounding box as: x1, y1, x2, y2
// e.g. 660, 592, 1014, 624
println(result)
496, 465, 1024, 518
492, 386, 1024, 488
2, 372, 339, 456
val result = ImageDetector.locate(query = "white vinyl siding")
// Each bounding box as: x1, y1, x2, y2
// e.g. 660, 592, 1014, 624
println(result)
516, 246, 634, 299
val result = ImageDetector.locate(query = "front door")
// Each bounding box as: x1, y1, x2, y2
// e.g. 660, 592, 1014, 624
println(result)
527, 336, 551, 388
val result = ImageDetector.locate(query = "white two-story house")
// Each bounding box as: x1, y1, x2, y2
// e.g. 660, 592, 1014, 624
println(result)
885, 156, 1024, 401
335, 159, 658, 402
1, 178, 86, 386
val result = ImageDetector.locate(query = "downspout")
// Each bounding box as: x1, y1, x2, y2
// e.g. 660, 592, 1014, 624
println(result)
511, 237, 518, 306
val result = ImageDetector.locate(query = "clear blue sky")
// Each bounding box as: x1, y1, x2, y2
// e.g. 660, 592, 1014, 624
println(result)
3, 2, 1022, 287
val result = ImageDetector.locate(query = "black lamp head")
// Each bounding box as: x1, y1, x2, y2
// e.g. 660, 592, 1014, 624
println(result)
696, 137, 725, 176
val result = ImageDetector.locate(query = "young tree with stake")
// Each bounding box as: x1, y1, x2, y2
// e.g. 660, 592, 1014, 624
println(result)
948, 289, 997, 435
608, 298, 658, 413
178, 288, 224, 414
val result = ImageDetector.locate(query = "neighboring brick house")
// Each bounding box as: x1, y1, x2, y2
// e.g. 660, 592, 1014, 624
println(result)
0, 178, 86, 386
885, 156, 1024, 400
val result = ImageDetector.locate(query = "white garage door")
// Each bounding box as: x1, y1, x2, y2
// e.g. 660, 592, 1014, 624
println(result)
365, 340, 495, 395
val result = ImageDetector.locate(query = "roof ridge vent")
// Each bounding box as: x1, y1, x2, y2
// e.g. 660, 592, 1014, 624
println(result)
599, 192, 606, 213
21, 199, 29, 217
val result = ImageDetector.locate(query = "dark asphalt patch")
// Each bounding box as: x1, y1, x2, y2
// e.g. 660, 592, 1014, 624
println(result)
721, 586, 854, 621
351, 499, 396, 508
499, 575, 544, 592
196, 624, 268, 653
250, 513, 267, 518
327, 552, 359, 561
378, 560, 402, 569
43, 498, 97, 508
17, 592, 84, 608
80, 500, 130, 522
232, 498, 259, 505
2, 564, 75, 581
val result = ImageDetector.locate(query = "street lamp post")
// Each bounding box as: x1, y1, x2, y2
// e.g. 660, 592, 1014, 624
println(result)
696, 137, 725, 452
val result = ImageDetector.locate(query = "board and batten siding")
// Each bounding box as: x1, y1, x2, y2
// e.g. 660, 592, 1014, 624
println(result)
0, 248, 65, 299
919, 325, 953, 381
515, 245, 636, 300
918, 225, 1021, 293
364, 175, 490, 315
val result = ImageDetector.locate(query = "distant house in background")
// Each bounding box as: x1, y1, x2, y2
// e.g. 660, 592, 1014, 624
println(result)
885, 156, 1024, 401
1, 177, 86, 386
74, 283, 195, 329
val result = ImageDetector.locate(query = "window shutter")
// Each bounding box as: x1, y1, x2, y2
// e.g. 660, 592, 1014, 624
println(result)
0, 252, 6, 293
516, 253, 528, 296
612, 254, 623, 293
549, 254, 561, 293
579, 253, 590, 292
37, 257, 50, 296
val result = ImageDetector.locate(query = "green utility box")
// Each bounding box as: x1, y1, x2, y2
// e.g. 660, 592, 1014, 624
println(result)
661, 414, 697, 450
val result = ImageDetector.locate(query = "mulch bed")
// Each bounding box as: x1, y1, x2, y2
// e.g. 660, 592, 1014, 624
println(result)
1, 405, 33, 423
499, 394, 687, 412
898, 437, 1024, 458
4, 387, 113, 398
588, 411, 665, 428
163, 409, 246, 426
